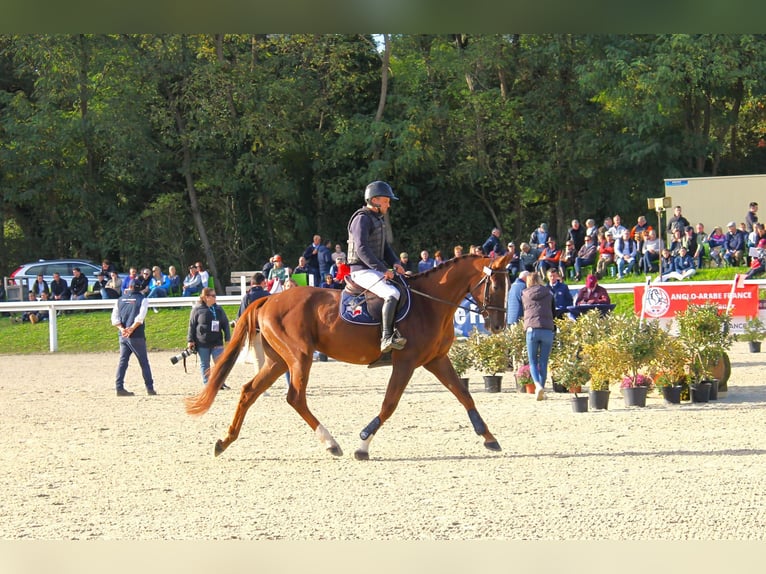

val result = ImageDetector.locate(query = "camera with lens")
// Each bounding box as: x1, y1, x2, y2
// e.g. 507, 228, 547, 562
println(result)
170, 346, 197, 365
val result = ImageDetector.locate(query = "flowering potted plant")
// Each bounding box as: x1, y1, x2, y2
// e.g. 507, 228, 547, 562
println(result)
515, 363, 535, 393
620, 373, 653, 407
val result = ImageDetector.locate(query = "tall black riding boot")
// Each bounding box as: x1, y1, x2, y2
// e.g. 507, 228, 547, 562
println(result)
380, 297, 407, 352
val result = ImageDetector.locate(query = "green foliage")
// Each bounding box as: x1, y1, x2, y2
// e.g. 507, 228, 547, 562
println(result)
466, 328, 509, 376
447, 338, 472, 378
674, 303, 735, 384
739, 316, 766, 343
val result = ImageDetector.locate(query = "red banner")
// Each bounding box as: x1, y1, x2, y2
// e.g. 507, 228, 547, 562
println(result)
633, 280, 759, 319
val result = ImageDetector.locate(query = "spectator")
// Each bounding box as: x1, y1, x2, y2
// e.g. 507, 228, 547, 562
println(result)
167, 265, 182, 296
518, 242, 538, 273
293, 256, 309, 275
630, 215, 653, 242
268, 255, 288, 287
147, 265, 170, 298
111, 277, 157, 397
573, 235, 597, 281
398, 252, 414, 274
318, 240, 334, 282
640, 228, 663, 273
481, 227, 505, 257
31, 273, 49, 298
595, 231, 615, 278
614, 229, 637, 279
23, 291, 50, 324
433, 250, 445, 267
670, 246, 697, 280
452, 245, 464, 258
137, 268, 152, 296
574, 274, 611, 306
668, 228, 684, 256
681, 226, 698, 264
667, 205, 690, 235
583, 218, 598, 241
558, 239, 577, 278
529, 223, 549, 251
195, 262, 210, 288
505, 243, 521, 279
723, 221, 746, 266
506, 270, 529, 326
85, 272, 108, 299
707, 226, 726, 267
50, 272, 70, 300
745, 238, 766, 279
746, 201, 759, 233
321, 273, 342, 289
536, 237, 561, 277
331, 243, 347, 263
100, 259, 117, 277
302, 234, 322, 286
659, 247, 675, 280
237, 272, 270, 319
546, 268, 573, 319
187, 287, 231, 388
182, 264, 203, 297
69, 267, 89, 300
565, 219, 586, 252
417, 250, 435, 273
521, 272, 555, 401
608, 214, 628, 239
262, 255, 276, 277
102, 271, 122, 300
693, 223, 708, 268
471, 245, 483, 256
123, 267, 138, 294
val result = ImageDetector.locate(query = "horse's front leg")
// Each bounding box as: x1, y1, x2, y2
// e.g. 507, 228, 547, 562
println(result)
423, 354, 501, 453
354, 361, 415, 461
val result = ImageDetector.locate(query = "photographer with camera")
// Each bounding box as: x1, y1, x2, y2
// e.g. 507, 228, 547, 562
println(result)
110, 277, 157, 397
187, 287, 231, 389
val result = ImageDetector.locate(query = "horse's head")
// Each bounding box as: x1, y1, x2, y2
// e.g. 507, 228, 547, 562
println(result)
471, 253, 511, 334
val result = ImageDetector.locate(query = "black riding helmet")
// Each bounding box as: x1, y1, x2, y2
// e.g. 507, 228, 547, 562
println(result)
364, 181, 398, 204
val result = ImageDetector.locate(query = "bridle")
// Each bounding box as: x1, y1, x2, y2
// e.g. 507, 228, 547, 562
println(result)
409, 265, 508, 318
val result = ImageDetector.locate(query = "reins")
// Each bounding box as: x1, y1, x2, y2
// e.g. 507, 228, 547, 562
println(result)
409, 266, 508, 316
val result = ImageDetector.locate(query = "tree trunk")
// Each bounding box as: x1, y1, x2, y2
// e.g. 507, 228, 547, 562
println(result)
374, 34, 390, 123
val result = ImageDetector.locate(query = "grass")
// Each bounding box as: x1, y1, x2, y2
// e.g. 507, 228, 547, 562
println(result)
0, 305, 240, 355
0, 263, 753, 354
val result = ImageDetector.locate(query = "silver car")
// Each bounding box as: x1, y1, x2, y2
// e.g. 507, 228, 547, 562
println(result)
8, 259, 103, 299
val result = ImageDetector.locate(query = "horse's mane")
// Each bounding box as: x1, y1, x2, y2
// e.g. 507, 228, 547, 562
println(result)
408, 253, 483, 281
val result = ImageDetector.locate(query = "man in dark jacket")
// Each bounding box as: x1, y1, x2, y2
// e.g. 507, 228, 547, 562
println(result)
547, 268, 573, 318
237, 272, 270, 319
69, 267, 89, 300
505, 270, 529, 325
723, 221, 746, 266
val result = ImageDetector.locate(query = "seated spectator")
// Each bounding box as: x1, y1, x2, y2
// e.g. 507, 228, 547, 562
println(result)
452, 245, 464, 258
31, 273, 50, 298
723, 221, 746, 266
138, 268, 153, 296
659, 247, 675, 279
640, 228, 663, 273
86, 272, 108, 299
745, 238, 766, 279
69, 267, 89, 300
668, 228, 684, 256
123, 267, 138, 294
536, 237, 561, 277
102, 271, 123, 299
293, 256, 309, 275
505, 243, 520, 279
195, 261, 210, 286
595, 231, 615, 278
529, 223, 549, 251
558, 240, 577, 279
547, 268, 573, 319
518, 242, 539, 273
50, 272, 70, 301
663, 246, 696, 281
268, 255, 288, 288
100, 259, 117, 277
147, 266, 171, 298
681, 226, 698, 266
22, 291, 49, 324
574, 274, 611, 306
333, 256, 350, 284
470, 245, 484, 256
630, 215, 653, 242
707, 226, 726, 267
182, 264, 203, 297
614, 229, 637, 279
398, 252, 414, 274
573, 235, 597, 281
321, 273, 342, 289
167, 265, 182, 296
433, 250, 445, 267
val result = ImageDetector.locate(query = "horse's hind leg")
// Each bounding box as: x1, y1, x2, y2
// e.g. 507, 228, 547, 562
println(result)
284, 354, 343, 457
215, 357, 285, 457
423, 355, 501, 452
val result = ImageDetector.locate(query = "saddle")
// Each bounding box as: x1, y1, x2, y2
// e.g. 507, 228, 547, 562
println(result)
339, 275, 411, 326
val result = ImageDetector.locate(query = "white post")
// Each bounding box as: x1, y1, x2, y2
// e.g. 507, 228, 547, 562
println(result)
48, 302, 58, 352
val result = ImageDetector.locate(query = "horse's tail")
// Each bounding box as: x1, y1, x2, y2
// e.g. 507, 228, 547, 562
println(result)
184, 297, 269, 416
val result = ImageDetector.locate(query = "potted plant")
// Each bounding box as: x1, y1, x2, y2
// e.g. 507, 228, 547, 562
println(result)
549, 313, 600, 394
448, 338, 472, 390
467, 329, 509, 392
619, 373, 654, 407
502, 320, 528, 371
674, 303, 735, 403
740, 316, 766, 353
515, 363, 535, 394
648, 332, 687, 404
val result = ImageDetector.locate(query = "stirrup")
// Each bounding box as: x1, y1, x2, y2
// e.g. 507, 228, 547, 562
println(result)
380, 331, 407, 353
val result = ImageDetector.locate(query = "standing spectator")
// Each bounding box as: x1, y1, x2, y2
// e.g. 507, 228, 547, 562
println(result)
529, 223, 549, 251
546, 268, 573, 319
261, 255, 275, 277
182, 264, 203, 297
147, 266, 170, 298
187, 287, 231, 388
102, 271, 122, 299
693, 223, 708, 268
505, 270, 529, 326
640, 228, 663, 273
293, 256, 309, 275
573, 235, 597, 281
745, 201, 759, 233
302, 234, 322, 286
614, 229, 637, 279
267, 255, 288, 288
608, 214, 628, 239
31, 273, 49, 298
667, 205, 690, 235
69, 267, 89, 300
723, 221, 746, 266
111, 278, 157, 397
318, 240, 334, 282
565, 219, 586, 252
522, 273, 555, 401
398, 252, 414, 274
331, 243, 347, 263
237, 272, 270, 319
481, 227, 505, 257
417, 250, 435, 273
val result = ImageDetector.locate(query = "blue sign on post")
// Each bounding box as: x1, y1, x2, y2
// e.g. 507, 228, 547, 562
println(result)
453, 299, 489, 337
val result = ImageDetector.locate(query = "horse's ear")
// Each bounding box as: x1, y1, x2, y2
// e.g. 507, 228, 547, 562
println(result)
491, 252, 512, 270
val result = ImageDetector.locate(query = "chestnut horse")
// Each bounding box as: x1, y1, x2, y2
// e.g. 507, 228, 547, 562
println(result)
185, 253, 511, 460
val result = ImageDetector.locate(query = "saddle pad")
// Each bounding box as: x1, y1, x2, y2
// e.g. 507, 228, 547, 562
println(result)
339, 282, 411, 325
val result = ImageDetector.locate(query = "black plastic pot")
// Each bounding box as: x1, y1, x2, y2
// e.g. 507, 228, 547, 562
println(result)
623, 386, 648, 407
483, 375, 502, 393
571, 395, 589, 413
690, 382, 712, 403
661, 385, 683, 404
589, 389, 610, 410
749, 341, 761, 353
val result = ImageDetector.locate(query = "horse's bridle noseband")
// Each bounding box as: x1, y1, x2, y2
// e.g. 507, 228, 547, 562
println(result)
408, 265, 508, 318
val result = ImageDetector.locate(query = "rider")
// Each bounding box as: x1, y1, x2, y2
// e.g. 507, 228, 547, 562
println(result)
347, 180, 407, 353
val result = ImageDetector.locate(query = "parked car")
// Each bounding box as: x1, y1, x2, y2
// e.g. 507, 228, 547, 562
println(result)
8, 259, 102, 297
